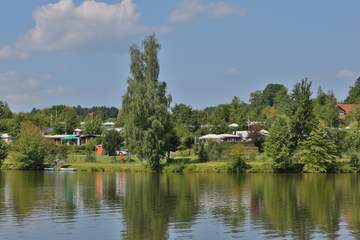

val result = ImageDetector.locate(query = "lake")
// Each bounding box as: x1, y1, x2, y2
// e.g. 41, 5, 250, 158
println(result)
0, 172, 359, 240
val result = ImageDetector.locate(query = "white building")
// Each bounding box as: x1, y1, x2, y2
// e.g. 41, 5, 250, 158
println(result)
0, 133, 13, 143
103, 122, 115, 131
199, 134, 242, 143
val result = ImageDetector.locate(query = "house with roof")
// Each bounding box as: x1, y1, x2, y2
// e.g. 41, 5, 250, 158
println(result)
336, 104, 355, 120
44, 134, 99, 145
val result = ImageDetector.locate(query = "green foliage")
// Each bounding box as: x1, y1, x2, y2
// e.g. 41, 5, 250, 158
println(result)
0, 101, 12, 119
122, 35, 172, 170
171, 104, 196, 151
172, 104, 200, 131
0, 140, 8, 166
313, 88, 338, 127
103, 130, 123, 156
227, 147, 249, 173
84, 140, 97, 162
345, 77, 360, 103
84, 117, 103, 134
248, 124, 266, 152
343, 129, 360, 153
289, 79, 317, 151
209, 104, 231, 132
229, 96, 248, 129
350, 153, 360, 172
249, 84, 289, 120
57, 144, 69, 162
164, 126, 180, 161
73, 105, 119, 120
294, 126, 337, 173
265, 116, 293, 172
196, 142, 209, 162
62, 107, 79, 134
5, 121, 48, 170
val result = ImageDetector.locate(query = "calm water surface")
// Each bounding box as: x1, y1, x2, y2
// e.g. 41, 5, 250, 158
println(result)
0, 172, 359, 240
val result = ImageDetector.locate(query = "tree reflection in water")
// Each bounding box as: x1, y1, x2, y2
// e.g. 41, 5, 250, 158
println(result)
0, 172, 359, 239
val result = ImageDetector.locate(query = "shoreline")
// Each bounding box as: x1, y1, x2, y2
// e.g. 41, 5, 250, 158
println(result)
2, 160, 351, 173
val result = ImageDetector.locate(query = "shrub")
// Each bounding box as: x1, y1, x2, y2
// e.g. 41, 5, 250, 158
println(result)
196, 142, 208, 162
350, 153, 360, 172
6, 121, 48, 170
227, 146, 249, 173
0, 140, 8, 167
103, 130, 123, 157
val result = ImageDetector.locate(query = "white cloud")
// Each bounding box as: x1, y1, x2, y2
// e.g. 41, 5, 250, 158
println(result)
0, 72, 64, 108
14, 0, 166, 53
169, 0, 247, 22
336, 69, 355, 79
225, 67, 240, 75
0, 45, 28, 60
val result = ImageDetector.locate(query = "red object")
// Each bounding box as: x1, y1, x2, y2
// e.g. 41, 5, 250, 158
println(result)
96, 145, 103, 155
119, 152, 125, 163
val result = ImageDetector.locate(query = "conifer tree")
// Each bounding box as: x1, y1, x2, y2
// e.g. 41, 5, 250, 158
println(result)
345, 77, 360, 104
265, 116, 292, 172
295, 126, 337, 173
289, 79, 317, 152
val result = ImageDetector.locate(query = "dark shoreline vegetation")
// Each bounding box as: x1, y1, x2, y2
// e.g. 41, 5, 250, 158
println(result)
1, 35, 360, 174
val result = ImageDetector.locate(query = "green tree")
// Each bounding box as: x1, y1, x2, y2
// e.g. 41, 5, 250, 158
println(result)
0, 139, 8, 166
295, 126, 337, 173
84, 116, 103, 135
164, 126, 180, 162
6, 121, 48, 170
62, 107, 78, 134
273, 87, 291, 115
265, 116, 293, 172
172, 104, 195, 128
248, 84, 288, 120
314, 87, 338, 127
0, 101, 12, 119
103, 130, 123, 159
172, 104, 197, 152
0, 118, 20, 137
229, 96, 248, 129
207, 104, 232, 134
345, 77, 360, 103
289, 79, 316, 151
196, 142, 208, 162
262, 84, 288, 107
122, 35, 172, 170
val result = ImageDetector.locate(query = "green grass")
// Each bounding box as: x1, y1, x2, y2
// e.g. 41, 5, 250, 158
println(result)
69, 162, 148, 172
63, 153, 359, 174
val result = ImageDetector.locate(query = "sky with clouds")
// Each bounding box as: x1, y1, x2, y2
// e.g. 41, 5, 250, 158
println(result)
0, 0, 359, 112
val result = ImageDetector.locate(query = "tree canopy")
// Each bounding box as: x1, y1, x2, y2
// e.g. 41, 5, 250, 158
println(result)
122, 34, 172, 170
345, 77, 360, 103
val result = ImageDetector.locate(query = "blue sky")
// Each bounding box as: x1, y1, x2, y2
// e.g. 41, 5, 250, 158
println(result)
0, 0, 359, 112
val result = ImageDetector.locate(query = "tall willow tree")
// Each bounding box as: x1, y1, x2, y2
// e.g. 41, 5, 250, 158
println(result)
122, 35, 172, 170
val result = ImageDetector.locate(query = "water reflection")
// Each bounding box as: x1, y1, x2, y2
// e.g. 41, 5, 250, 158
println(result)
0, 172, 359, 239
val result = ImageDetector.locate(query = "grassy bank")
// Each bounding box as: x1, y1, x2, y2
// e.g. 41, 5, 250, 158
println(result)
54, 149, 360, 173
69, 162, 148, 172
67, 158, 358, 173
68, 158, 273, 173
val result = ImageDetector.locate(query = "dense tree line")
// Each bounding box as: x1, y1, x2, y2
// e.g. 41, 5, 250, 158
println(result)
2, 35, 360, 171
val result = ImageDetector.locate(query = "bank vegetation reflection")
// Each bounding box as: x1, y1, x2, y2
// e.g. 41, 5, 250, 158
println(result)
0, 172, 359, 239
